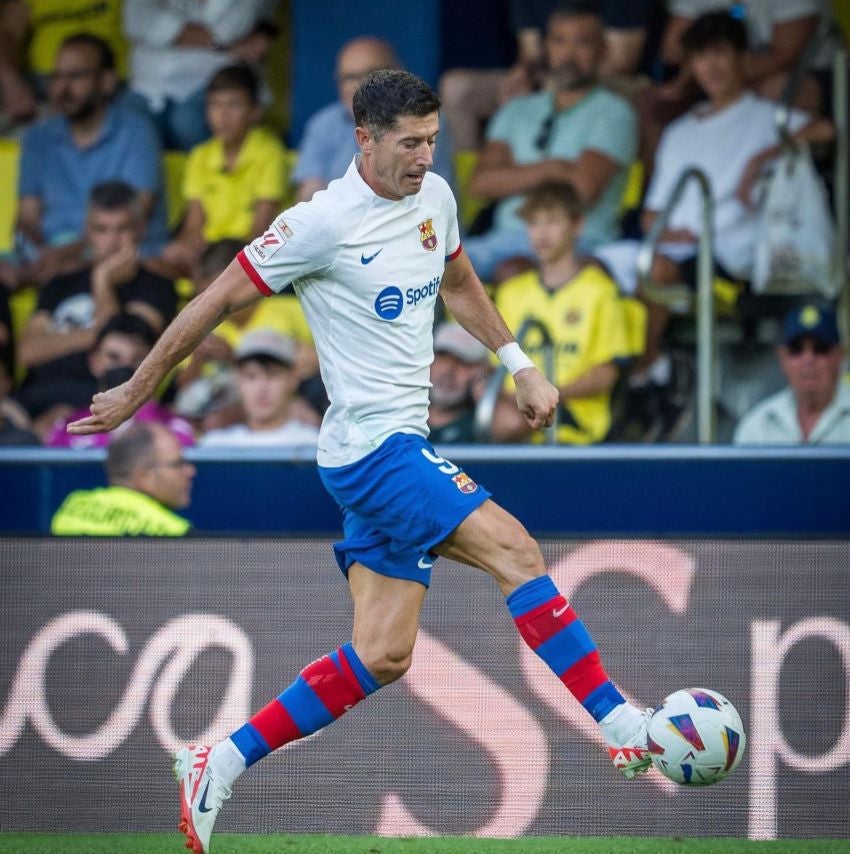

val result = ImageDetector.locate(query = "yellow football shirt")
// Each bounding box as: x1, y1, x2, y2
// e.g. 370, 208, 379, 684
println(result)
495, 265, 631, 444
27, 0, 128, 77
184, 127, 287, 243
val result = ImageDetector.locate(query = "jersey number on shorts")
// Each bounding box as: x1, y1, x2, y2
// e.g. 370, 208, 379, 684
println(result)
420, 448, 459, 475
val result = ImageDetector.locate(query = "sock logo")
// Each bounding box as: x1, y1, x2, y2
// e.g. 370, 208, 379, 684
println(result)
552, 603, 569, 618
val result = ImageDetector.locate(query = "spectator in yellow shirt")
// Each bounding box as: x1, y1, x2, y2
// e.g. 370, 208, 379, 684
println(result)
492, 182, 640, 444
162, 64, 287, 279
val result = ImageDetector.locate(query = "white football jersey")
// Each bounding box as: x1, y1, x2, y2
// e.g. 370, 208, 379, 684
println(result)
238, 157, 462, 467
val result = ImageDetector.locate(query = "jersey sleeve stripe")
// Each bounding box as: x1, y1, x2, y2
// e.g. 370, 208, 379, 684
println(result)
445, 243, 463, 262
237, 249, 274, 296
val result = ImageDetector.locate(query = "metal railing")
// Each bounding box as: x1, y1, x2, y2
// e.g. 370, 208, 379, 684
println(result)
474, 317, 557, 443
637, 167, 716, 444
635, 9, 849, 444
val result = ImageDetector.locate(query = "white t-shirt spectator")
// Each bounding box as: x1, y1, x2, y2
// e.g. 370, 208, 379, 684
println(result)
124, 0, 275, 107
644, 91, 808, 279
200, 420, 319, 448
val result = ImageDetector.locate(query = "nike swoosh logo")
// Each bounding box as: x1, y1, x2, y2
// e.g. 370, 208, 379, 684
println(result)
361, 248, 383, 265
197, 780, 213, 813
552, 603, 569, 618
417, 556, 434, 569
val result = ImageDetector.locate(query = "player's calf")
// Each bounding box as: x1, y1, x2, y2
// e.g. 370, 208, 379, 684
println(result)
507, 574, 653, 779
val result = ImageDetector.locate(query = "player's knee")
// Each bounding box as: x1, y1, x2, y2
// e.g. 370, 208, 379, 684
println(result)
358, 645, 413, 686
489, 525, 546, 586
509, 531, 546, 578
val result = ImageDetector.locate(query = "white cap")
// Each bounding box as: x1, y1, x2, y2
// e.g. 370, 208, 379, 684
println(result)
235, 329, 296, 366
433, 322, 488, 364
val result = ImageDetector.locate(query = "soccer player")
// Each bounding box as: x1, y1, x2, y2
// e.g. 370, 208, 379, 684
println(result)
68, 70, 652, 854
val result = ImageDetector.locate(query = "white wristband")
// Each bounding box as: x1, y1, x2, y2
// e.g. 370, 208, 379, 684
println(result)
497, 342, 535, 376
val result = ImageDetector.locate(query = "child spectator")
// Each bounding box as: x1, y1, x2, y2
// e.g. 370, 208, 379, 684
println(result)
492, 182, 639, 444
595, 12, 834, 378
172, 239, 321, 429
198, 329, 319, 449
162, 64, 286, 279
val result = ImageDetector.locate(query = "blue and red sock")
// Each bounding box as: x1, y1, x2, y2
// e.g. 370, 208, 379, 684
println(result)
229, 642, 379, 766
507, 575, 624, 721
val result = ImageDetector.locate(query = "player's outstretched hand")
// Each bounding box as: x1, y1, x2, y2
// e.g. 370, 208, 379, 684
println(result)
514, 367, 559, 430
66, 381, 144, 435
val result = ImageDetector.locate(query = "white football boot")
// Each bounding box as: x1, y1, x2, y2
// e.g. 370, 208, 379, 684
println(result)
601, 704, 653, 779
174, 744, 232, 852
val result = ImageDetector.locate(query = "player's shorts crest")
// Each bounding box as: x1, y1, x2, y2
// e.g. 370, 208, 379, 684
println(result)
418, 218, 438, 251
452, 472, 478, 494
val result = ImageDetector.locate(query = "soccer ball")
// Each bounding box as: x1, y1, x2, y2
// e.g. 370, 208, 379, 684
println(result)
646, 687, 746, 786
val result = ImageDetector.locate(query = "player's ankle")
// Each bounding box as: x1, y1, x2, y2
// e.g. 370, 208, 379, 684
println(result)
209, 738, 247, 788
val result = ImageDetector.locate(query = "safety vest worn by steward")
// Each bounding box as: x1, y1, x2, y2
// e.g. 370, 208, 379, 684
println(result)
51, 486, 190, 537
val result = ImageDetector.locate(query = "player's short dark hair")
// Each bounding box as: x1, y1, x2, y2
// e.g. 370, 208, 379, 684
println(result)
206, 63, 260, 103
681, 11, 749, 56
518, 182, 585, 221
106, 422, 157, 483
353, 69, 440, 138
200, 239, 245, 279
59, 33, 116, 71
95, 312, 157, 351
89, 180, 139, 213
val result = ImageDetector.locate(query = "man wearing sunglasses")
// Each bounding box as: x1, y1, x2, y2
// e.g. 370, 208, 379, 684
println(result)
734, 303, 850, 445
51, 422, 195, 535
465, 2, 637, 282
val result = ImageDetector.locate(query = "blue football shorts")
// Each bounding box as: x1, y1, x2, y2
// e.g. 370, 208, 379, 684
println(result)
318, 432, 491, 587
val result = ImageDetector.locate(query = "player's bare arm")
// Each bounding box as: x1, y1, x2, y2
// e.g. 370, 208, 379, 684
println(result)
441, 251, 558, 430
67, 259, 262, 435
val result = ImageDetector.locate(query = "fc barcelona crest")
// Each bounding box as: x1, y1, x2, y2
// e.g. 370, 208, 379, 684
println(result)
418, 218, 438, 251
452, 472, 478, 494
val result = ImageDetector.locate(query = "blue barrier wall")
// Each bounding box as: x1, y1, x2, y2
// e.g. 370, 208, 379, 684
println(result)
2, 446, 849, 536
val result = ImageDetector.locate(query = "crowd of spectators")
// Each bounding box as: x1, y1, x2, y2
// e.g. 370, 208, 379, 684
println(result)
0, 0, 847, 454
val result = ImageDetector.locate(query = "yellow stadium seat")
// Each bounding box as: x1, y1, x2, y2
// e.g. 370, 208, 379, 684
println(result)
0, 138, 20, 255
454, 150, 489, 230
163, 150, 187, 230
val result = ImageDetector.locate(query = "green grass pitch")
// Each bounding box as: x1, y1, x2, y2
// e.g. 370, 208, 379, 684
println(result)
1, 836, 849, 853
